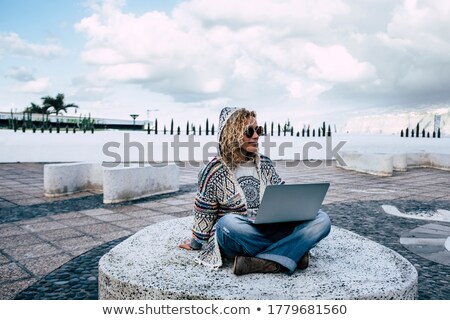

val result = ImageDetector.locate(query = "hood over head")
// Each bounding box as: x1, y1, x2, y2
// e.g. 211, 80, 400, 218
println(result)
217, 107, 239, 157
217, 107, 239, 142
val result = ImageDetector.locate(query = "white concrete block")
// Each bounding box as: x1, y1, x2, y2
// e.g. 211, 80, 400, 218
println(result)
337, 151, 393, 176
98, 217, 418, 300
102, 164, 179, 204
406, 153, 430, 168
429, 153, 450, 171
44, 162, 103, 197
338, 151, 448, 176
392, 153, 407, 172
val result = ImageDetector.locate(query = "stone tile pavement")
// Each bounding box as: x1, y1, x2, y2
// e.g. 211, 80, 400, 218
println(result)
1, 161, 449, 299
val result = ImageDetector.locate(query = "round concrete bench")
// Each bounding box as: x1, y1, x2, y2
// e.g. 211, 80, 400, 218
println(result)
98, 217, 418, 300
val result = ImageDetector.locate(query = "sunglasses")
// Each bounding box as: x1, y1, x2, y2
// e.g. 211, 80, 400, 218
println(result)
244, 125, 263, 138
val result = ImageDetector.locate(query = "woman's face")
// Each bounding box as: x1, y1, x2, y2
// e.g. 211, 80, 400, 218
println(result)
240, 117, 260, 154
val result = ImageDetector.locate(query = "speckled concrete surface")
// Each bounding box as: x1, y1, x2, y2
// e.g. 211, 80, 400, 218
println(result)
98, 217, 417, 300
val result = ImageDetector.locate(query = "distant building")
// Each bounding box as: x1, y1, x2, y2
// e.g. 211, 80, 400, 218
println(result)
0, 112, 148, 130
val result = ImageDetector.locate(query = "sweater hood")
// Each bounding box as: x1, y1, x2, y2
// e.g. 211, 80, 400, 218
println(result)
217, 106, 239, 143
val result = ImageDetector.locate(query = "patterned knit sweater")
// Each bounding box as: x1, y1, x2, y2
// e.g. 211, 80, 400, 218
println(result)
191, 154, 284, 269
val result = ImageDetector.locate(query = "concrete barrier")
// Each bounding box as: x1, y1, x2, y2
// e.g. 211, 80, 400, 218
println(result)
339, 152, 450, 176
98, 217, 418, 300
102, 164, 179, 204
406, 153, 430, 168
393, 153, 407, 172
44, 162, 180, 203
429, 153, 450, 171
337, 151, 394, 176
44, 163, 103, 197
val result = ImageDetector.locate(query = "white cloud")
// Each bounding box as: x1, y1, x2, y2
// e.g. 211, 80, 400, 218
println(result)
12, 78, 51, 93
287, 81, 329, 101
6, 66, 35, 82
74, 0, 360, 105
68, 0, 450, 126
0, 32, 68, 59
305, 44, 376, 83
174, 0, 349, 32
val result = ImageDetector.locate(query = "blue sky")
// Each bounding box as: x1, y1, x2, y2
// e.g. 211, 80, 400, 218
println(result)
1, 0, 450, 129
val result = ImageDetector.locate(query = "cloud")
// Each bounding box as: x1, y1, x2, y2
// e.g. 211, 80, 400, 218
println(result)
74, 0, 360, 105
13, 78, 51, 93
72, 0, 450, 123
5, 66, 35, 82
0, 32, 68, 59
312, 0, 450, 111
305, 44, 376, 83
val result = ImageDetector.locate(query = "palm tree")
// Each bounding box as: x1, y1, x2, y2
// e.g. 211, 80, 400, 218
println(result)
24, 102, 50, 124
24, 102, 43, 114
41, 93, 79, 116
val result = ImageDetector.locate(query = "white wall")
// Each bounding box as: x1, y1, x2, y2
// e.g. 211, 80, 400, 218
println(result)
1, 130, 449, 163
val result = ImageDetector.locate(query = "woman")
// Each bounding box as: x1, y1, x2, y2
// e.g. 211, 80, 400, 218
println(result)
180, 107, 331, 275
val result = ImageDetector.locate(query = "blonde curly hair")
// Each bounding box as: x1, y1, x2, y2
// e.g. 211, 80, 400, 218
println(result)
219, 108, 257, 169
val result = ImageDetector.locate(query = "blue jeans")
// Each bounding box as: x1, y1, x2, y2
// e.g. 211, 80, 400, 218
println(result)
215, 210, 331, 274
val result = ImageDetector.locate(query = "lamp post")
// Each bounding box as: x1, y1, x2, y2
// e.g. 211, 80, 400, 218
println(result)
130, 114, 139, 130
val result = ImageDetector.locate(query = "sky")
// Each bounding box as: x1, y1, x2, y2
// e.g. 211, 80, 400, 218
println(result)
1, 0, 450, 130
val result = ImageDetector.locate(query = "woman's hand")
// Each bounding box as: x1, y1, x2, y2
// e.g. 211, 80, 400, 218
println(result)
179, 239, 192, 250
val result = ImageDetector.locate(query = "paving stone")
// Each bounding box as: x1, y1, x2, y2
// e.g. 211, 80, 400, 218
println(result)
111, 218, 158, 232
0, 253, 10, 265
134, 201, 170, 209
73, 222, 125, 236
21, 221, 67, 232
78, 208, 115, 216
0, 224, 29, 237
93, 213, 130, 222
0, 262, 30, 281
37, 228, 85, 241
0, 233, 43, 249
4, 243, 63, 260
1, 279, 36, 300
96, 230, 132, 242
20, 253, 73, 277
57, 236, 102, 252
58, 216, 102, 227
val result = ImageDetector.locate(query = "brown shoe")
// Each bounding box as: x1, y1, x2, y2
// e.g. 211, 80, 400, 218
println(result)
297, 252, 310, 270
233, 256, 281, 275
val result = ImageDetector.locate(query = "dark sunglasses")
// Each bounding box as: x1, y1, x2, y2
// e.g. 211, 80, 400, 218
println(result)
244, 125, 263, 138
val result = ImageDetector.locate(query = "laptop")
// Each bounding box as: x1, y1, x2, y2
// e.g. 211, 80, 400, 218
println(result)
253, 183, 330, 224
